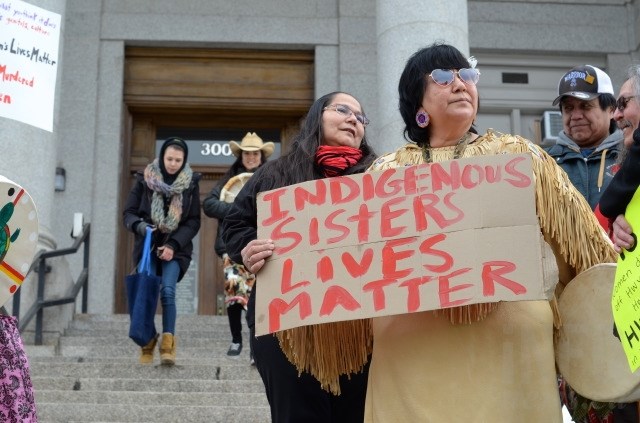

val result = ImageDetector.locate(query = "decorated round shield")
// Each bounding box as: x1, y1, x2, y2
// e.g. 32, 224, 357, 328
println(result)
0, 176, 38, 307
556, 263, 640, 402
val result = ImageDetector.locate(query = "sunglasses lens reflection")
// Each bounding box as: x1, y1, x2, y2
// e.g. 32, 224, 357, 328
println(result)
431, 69, 455, 86
430, 68, 479, 86
459, 68, 479, 84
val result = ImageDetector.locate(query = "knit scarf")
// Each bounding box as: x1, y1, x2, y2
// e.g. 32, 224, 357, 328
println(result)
315, 145, 363, 177
143, 159, 193, 233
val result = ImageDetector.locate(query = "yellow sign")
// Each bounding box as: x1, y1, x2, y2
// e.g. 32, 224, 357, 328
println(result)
612, 187, 640, 372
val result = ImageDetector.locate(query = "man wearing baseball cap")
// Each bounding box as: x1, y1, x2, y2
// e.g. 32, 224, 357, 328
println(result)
545, 64, 623, 210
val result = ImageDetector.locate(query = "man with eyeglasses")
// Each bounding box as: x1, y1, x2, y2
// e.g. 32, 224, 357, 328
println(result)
545, 65, 623, 210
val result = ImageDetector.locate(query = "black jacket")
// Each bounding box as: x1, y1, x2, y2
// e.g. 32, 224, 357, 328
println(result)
222, 158, 375, 328
600, 128, 640, 219
202, 166, 253, 257
123, 171, 201, 281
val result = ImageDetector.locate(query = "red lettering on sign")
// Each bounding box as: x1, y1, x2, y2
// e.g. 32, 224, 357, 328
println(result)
362, 173, 375, 201
461, 164, 485, 189
431, 161, 461, 192
363, 278, 396, 311
382, 239, 414, 279
309, 217, 319, 246
347, 204, 376, 243
419, 233, 453, 273
505, 156, 531, 188
319, 285, 361, 316
341, 248, 374, 278
330, 177, 360, 205
269, 294, 311, 332
294, 180, 326, 211
399, 276, 435, 312
317, 256, 333, 282
270, 217, 302, 255
280, 258, 310, 294
402, 165, 419, 195
413, 192, 464, 231
438, 267, 472, 308
481, 261, 526, 296
261, 188, 289, 226
375, 169, 403, 198
380, 197, 408, 237
326, 209, 350, 244
484, 165, 501, 183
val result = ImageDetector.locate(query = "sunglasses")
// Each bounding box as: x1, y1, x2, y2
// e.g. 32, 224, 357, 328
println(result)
616, 95, 638, 112
429, 68, 481, 87
323, 104, 370, 126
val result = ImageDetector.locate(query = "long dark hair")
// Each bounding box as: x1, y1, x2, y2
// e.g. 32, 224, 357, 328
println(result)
259, 91, 377, 186
215, 150, 268, 189
398, 43, 478, 145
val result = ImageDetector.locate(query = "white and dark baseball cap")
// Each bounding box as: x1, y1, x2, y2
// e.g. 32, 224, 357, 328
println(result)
552, 65, 614, 106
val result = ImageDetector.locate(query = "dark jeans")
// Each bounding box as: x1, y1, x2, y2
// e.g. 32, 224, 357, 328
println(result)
227, 302, 243, 344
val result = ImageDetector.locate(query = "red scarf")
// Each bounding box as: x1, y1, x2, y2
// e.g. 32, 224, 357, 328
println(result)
315, 145, 363, 177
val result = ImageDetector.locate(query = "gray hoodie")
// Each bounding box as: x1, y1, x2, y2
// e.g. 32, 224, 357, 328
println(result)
544, 130, 623, 209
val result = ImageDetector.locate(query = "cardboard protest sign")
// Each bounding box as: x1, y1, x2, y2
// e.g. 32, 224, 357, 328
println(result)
256, 153, 547, 335
0, 176, 38, 307
612, 187, 640, 372
0, 0, 61, 131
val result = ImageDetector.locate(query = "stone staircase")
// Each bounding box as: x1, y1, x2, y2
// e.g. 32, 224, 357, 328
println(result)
24, 314, 270, 423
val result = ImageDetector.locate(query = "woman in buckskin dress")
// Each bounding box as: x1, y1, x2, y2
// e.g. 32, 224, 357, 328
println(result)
361, 43, 616, 422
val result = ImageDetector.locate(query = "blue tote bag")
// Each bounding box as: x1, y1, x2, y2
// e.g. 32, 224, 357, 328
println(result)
126, 227, 160, 347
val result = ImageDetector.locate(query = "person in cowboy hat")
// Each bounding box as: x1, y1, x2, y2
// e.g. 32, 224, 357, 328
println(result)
229, 132, 275, 159
203, 132, 274, 363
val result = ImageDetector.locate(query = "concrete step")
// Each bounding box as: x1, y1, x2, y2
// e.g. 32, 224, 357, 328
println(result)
63, 327, 235, 337
35, 390, 268, 406
30, 362, 260, 380
58, 335, 246, 348
29, 353, 255, 365
67, 314, 239, 331
31, 376, 265, 393
26, 313, 269, 423
36, 403, 270, 423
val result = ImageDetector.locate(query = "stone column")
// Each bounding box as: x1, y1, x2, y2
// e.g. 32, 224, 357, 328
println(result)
376, 0, 470, 153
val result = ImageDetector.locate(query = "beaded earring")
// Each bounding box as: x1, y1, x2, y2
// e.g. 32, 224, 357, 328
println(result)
416, 110, 429, 128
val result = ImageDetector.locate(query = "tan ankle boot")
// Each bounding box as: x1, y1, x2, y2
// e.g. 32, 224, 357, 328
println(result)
139, 333, 158, 364
160, 333, 176, 366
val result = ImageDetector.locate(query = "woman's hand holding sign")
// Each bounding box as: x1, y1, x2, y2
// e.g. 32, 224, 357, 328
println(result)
242, 238, 274, 274
612, 214, 635, 253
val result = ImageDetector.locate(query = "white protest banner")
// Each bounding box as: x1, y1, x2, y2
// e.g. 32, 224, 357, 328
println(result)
255, 153, 547, 335
0, 0, 61, 131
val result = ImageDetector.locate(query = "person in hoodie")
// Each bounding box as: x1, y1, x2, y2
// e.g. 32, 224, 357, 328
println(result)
545, 65, 622, 210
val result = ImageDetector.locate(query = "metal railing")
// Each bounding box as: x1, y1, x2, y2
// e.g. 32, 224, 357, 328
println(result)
12, 223, 91, 345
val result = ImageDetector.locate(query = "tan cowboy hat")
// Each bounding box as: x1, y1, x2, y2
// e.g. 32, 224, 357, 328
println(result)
229, 132, 275, 158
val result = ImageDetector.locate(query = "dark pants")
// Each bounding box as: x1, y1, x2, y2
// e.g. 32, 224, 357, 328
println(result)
227, 302, 243, 344
247, 288, 369, 423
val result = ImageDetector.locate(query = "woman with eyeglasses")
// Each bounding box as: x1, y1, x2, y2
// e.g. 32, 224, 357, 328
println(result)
361, 43, 616, 422
221, 91, 377, 422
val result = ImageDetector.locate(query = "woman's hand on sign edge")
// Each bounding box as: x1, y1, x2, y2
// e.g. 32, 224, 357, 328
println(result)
612, 214, 634, 253
241, 239, 274, 274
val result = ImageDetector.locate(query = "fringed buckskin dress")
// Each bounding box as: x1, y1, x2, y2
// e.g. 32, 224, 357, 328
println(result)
358, 130, 617, 422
